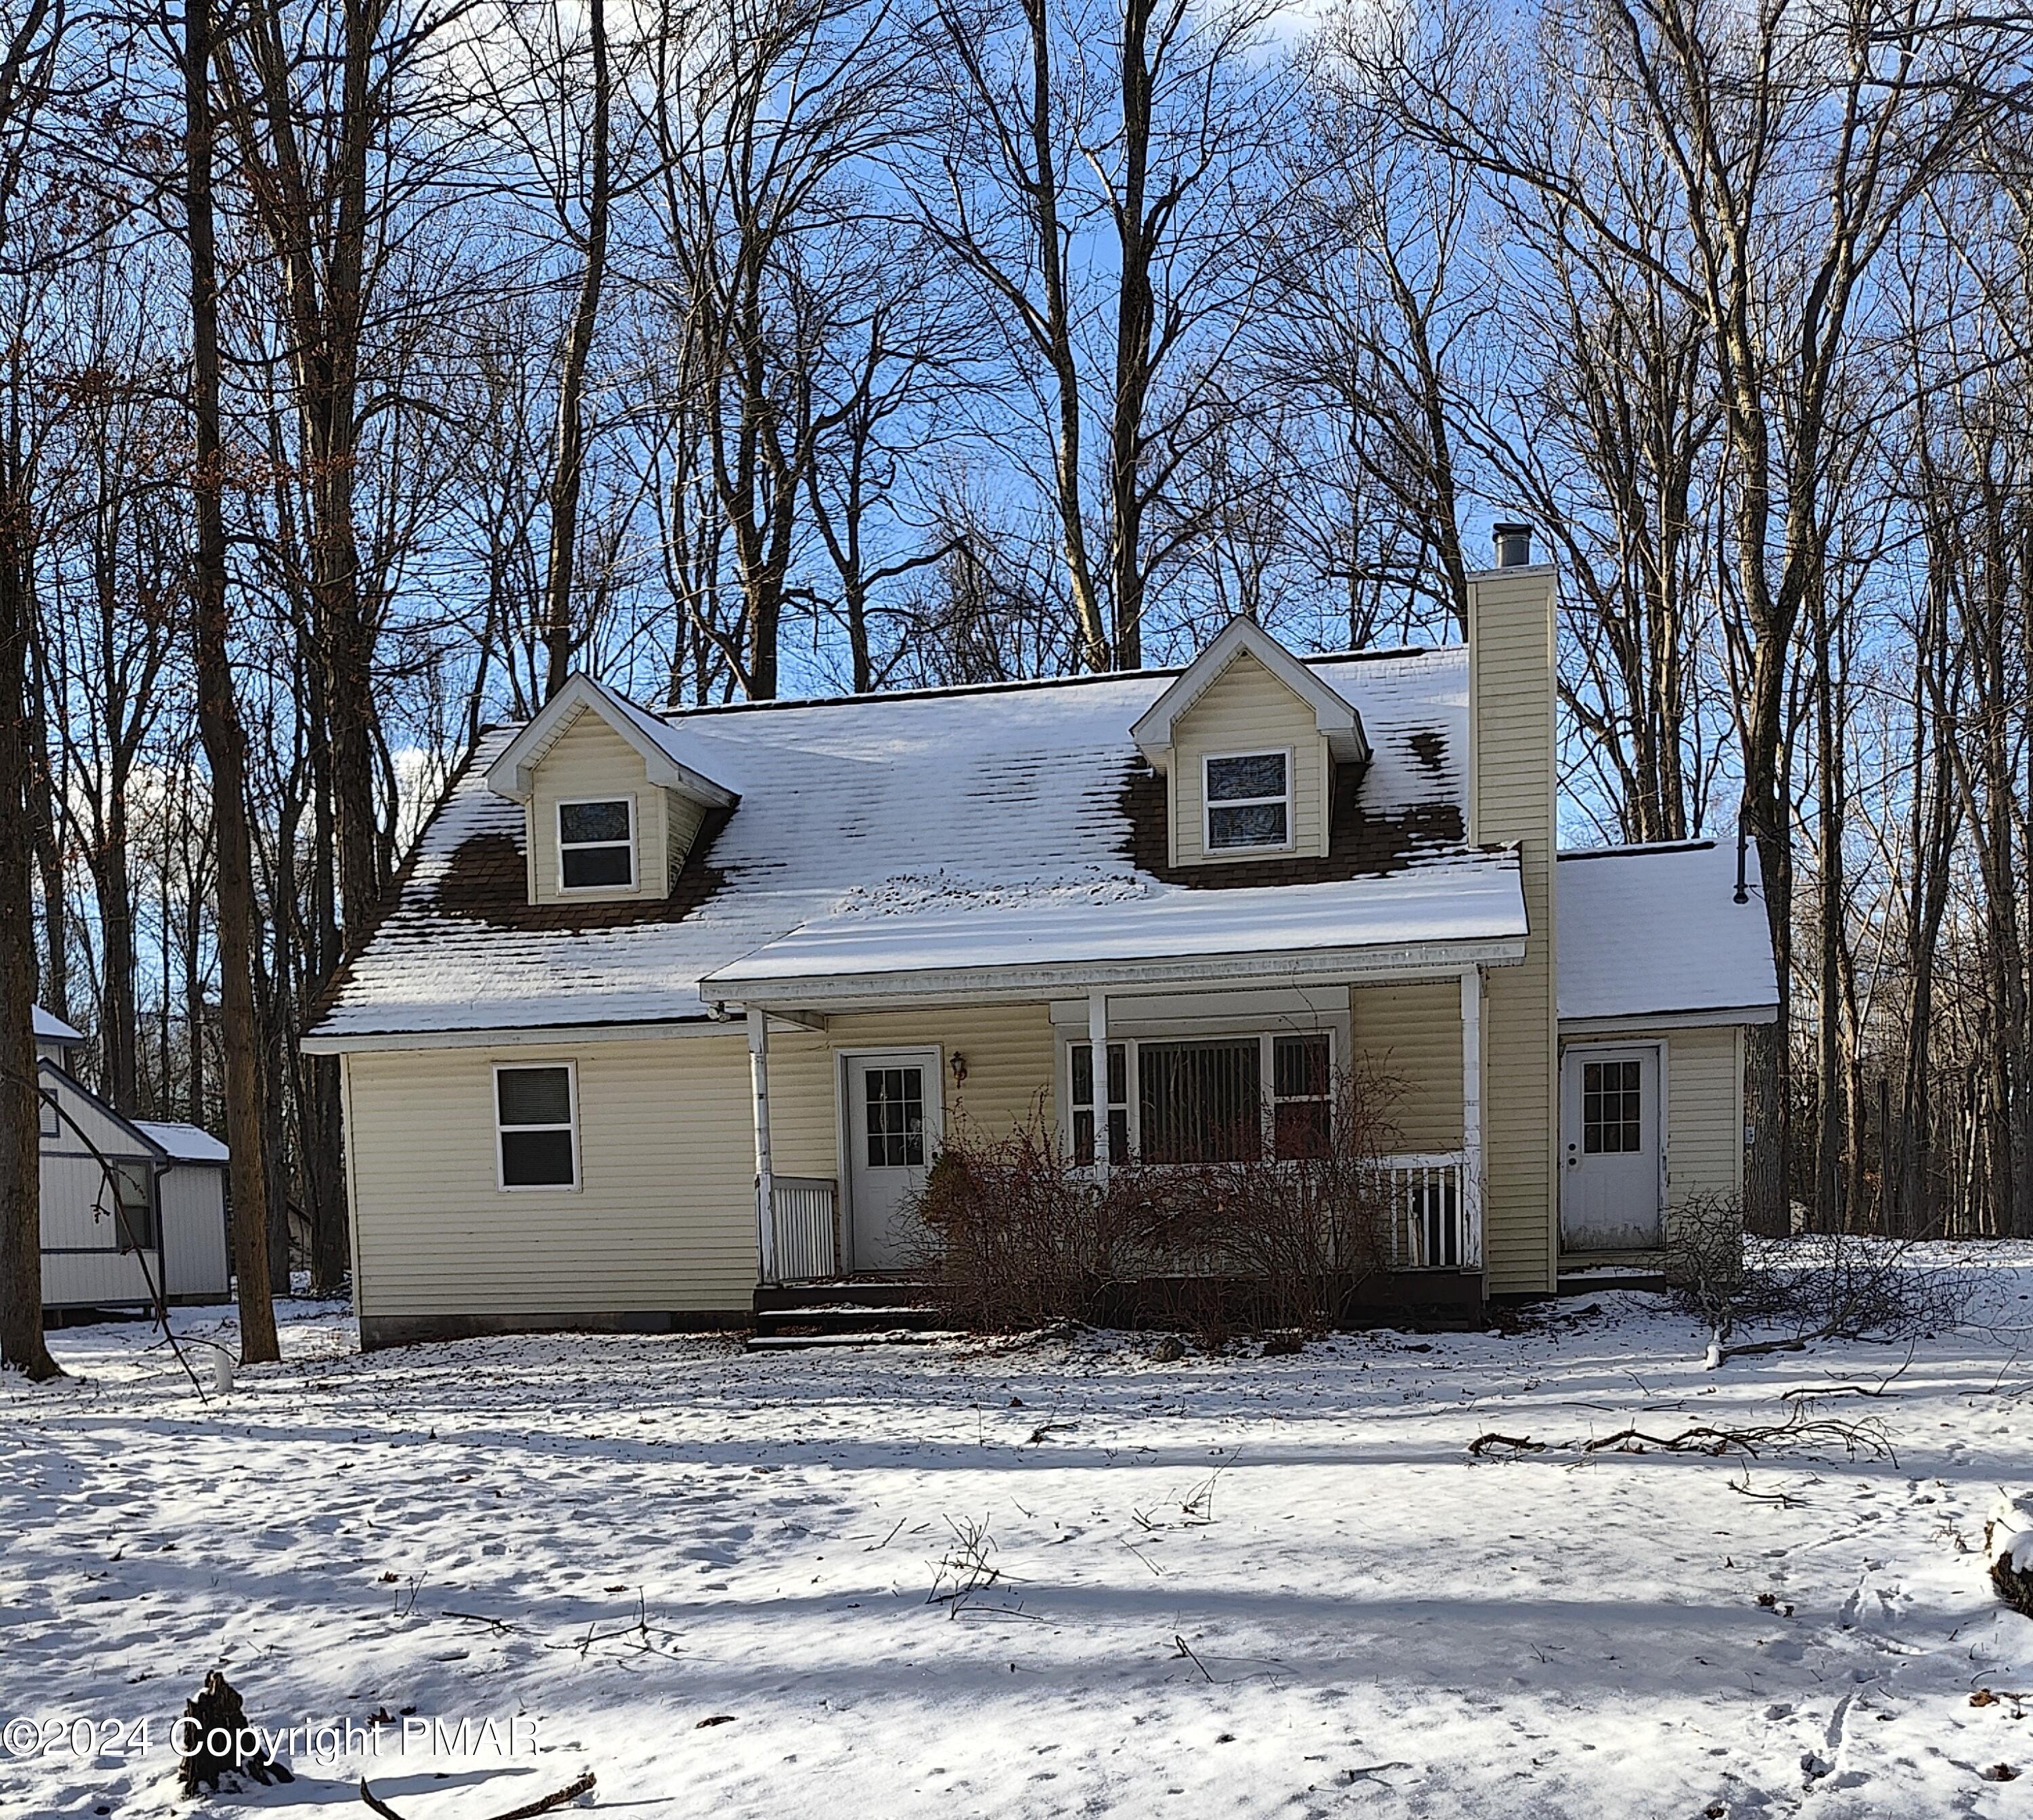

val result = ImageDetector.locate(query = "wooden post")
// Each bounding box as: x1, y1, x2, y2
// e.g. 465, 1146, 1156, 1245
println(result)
1087, 987, 1109, 1185
1461, 966, 1484, 1268
747, 1006, 777, 1285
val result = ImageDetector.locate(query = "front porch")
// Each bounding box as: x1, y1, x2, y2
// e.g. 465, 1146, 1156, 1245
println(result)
757, 1150, 1482, 1291
713, 957, 1506, 1323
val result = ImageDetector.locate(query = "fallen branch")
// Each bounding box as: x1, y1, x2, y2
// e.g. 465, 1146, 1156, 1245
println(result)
361, 1768, 595, 1820
1582, 1413, 1892, 1463
1469, 1432, 1546, 1457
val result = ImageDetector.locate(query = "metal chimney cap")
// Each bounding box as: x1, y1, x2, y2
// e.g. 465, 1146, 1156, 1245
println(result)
1492, 522, 1534, 568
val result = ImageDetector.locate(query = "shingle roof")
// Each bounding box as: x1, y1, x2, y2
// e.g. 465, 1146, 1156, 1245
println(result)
310, 648, 1509, 1042
1555, 839, 1780, 1023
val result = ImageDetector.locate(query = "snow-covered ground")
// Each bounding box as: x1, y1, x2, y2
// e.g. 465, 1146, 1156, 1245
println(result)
5, 1247, 2033, 1819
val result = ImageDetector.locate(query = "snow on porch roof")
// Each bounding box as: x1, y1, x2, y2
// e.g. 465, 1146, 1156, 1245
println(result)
701, 850, 1527, 1004
1556, 838, 1779, 1025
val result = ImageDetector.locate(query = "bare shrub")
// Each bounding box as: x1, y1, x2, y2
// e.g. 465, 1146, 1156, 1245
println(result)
1667, 1195, 1971, 1359
911, 1064, 1405, 1335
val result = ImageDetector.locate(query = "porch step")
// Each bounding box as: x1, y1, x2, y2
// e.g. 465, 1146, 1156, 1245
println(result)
751, 1285, 945, 1340
1558, 1269, 1667, 1295
753, 1280, 933, 1315
745, 1328, 955, 1353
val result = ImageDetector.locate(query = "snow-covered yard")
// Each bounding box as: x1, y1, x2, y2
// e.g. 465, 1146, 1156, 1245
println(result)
5, 1247, 2033, 1819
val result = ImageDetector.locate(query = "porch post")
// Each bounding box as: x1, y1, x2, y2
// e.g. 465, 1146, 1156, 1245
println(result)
1460, 966, 1484, 1268
747, 1004, 779, 1285
1087, 987, 1109, 1185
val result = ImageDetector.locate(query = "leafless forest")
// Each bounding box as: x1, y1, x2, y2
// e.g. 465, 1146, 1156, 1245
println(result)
0, 0, 2030, 1368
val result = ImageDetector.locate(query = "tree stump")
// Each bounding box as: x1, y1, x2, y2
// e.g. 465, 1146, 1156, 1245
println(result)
176, 1671, 294, 1796
1987, 1495, 2033, 1619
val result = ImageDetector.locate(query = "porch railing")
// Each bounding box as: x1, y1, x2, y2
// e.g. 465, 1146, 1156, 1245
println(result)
768, 1176, 838, 1284
1372, 1152, 1478, 1270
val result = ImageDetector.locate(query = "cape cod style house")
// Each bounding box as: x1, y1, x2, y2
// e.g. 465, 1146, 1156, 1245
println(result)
306, 550, 1778, 1348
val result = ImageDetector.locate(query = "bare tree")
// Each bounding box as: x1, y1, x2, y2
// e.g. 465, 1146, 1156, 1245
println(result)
0, 0, 70, 1379
184, 0, 279, 1360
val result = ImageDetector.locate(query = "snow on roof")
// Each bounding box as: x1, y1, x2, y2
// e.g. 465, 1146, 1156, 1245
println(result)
312, 647, 1491, 1041
705, 852, 1524, 998
1130, 617, 1368, 766
1556, 840, 1779, 1024
134, 1120, 230, 1164
35, 1006, 83, 1045
484, 674, 739, 808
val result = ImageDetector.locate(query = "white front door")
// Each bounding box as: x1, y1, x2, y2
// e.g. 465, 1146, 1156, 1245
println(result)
1560, 1046, 1664, 1251
844, 1052, 937, 1273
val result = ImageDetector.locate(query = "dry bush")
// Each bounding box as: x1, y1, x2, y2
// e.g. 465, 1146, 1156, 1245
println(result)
1667, 1194, 1971, 1357
910, 1065, 1404, 1336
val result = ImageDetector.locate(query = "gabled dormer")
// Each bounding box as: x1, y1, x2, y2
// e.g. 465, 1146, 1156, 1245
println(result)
484, 674, 738, 905
1131, 619, 1368, 868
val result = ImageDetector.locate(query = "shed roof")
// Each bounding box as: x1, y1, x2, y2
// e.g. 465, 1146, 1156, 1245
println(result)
35, 1006, 83, 1044
134, 1120, 230, 1165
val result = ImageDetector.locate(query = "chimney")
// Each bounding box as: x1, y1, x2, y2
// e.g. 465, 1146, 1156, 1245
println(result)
1464, 545, 1558, 1298
1492, 522, 1534, 569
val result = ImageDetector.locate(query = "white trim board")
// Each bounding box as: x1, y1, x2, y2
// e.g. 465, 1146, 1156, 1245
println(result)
1559, 1006, 1778, 1036
707, 937, 1528, 1010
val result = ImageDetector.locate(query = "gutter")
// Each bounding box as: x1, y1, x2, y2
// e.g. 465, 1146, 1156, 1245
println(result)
703, 934, 1528, 1011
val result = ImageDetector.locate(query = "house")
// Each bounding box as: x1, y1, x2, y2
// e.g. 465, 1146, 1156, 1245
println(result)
36, 1009, 232, 1312
304, 547, 1778, 1348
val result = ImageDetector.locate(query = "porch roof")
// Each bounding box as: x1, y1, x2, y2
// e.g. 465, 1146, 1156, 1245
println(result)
701, 850, 1526, 1006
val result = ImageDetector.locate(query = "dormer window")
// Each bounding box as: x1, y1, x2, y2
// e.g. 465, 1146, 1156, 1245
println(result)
1205, 751, 1291, 851
558, 798, 636, 890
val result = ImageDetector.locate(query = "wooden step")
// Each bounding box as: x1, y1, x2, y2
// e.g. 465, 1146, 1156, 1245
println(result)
753, 1280, 934, 1314
745, 1328, 951, 1353
751, 1299, 946, 1340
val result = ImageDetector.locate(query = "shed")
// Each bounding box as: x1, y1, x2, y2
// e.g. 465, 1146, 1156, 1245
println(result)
37, 1039, 232, 1312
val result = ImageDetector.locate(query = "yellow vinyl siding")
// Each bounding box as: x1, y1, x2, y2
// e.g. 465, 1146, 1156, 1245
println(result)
1351, 981, 1463, 1151
1665, 1024, 1745, 1218
345, 1036, 756, 1317
1171, 653, 1329, 866
1468, 567, 1559, 1294
527, 711, 670, 904
667, 790, 708, 884
767, 1004, 1058, 1177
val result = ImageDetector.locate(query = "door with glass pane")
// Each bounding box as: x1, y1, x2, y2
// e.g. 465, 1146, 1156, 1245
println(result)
1559, 1046, 1663, 1249
844, 1051, 939, 1273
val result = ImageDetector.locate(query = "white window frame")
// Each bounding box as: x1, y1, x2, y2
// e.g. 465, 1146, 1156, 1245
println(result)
1202, 748, 1294, 854
493, 1060, 581, 1193
1061, 1027, 1337, 1165
556, 794, 637, 893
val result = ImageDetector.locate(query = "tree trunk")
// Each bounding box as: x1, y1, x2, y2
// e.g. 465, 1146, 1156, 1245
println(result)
0, 390, 56, 1380
541, 0, 611, 701
186, 0, 279, 1364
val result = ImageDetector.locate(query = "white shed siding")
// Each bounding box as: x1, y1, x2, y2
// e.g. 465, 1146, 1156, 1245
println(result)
43, 1244, 159, 1308
39, 1149, 157, 1308
159, 1167, 230, 1299
345, 1035, 757, 1319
